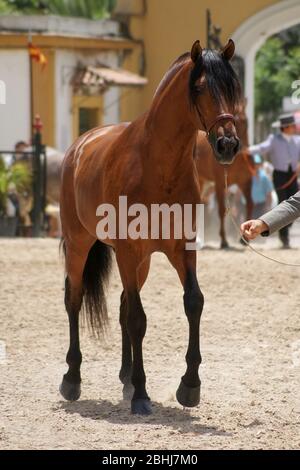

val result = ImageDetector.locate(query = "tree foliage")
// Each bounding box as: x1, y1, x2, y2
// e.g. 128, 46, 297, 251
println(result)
0, 0, 117, 18
255, 25, 300, 119
0, 157, 32, 215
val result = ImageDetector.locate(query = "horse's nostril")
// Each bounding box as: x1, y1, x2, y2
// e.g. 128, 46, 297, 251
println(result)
215, 136, 240, 159
216, 137, 225, 154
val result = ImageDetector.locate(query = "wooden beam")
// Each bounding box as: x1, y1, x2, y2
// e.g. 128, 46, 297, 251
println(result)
0, 34, 136, 51
32, 50, 56, 147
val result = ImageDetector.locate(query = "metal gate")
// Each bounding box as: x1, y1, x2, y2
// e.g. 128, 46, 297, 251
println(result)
0, 117, 47, 237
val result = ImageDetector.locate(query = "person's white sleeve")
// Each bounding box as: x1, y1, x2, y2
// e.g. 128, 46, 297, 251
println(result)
249, 134, 274, 156
295, 135, 300, 160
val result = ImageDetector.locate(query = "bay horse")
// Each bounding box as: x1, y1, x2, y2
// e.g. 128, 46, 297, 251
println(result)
196, 101, 255, 248
59, 39, 241, 415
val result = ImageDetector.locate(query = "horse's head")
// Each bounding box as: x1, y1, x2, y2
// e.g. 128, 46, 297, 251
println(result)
189, 39, 241, 165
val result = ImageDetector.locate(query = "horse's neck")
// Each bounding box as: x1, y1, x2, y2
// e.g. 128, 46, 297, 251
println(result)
144, 66, 197, 173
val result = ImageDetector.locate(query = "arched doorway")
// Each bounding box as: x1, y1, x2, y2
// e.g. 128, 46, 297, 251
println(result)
232, 0, 300, 144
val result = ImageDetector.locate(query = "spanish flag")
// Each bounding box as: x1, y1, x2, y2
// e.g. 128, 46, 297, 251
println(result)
28, 42, 47, 68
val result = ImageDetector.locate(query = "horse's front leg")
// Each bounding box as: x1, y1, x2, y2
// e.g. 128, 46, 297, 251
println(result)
240, 181, 253, 244
216, 185, 229, 249
116, 248, 151, 415
168, 250, 204, 407
119, 291, 133, 399
242, 181, 253, 221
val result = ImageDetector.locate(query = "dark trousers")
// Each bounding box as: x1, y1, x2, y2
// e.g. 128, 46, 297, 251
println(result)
273, 166, 299, 241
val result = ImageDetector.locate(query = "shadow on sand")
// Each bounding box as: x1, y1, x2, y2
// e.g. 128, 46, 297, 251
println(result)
202, 244, 245, 252
57, 398, 232, 437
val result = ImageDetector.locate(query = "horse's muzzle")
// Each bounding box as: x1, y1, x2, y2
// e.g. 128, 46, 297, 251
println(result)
215, 136, 240, 165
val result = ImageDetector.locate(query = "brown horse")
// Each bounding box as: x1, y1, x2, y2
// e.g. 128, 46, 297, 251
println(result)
196, 101, 255, 248
59, 39, 241, 415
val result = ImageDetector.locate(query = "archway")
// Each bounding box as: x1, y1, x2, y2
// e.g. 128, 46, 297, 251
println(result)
232, 0, 300, 144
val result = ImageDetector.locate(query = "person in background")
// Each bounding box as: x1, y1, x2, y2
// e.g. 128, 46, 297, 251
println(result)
249, 113, 300, 249
14, 141, 30, 163
13, 141, 32, 236
2, 141, 30, 168
251, 154, 274, 219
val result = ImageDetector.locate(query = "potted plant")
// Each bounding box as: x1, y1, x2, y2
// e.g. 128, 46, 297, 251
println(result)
0, 156, 32, 237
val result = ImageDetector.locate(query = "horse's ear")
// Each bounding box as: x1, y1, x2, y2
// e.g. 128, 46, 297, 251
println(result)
191, 40, 203, 63
221, 39, 235, 61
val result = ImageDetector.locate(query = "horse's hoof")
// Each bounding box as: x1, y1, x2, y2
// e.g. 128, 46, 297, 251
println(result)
131, 398, 152, 415
176, 379, 200, 408
59, 377, 81, 401
122, 382, 134, 401
220, 241, 229, 250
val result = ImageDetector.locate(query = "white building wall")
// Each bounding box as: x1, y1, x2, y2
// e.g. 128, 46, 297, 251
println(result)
0, 50, 30, 149
0, 46, 126, 152
55, 49, 120, 152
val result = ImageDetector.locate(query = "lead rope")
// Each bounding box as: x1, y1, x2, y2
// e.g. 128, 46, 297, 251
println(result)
224, 169, 300, 267
275, 172, 298, 191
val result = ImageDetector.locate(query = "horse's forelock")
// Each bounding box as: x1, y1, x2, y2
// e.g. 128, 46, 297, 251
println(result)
189, 49, 241, 107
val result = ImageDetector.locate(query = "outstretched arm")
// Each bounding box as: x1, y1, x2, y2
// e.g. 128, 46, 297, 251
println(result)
241, 190, 300, 239
248, 134, 274, 157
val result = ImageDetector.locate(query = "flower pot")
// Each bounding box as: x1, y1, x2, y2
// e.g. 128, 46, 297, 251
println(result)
0, 216, 18, 237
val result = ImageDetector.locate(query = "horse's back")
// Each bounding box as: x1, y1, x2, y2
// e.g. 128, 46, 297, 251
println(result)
62, 123, 129, 173
60, 122, 133, 239
61, 122, 131, 197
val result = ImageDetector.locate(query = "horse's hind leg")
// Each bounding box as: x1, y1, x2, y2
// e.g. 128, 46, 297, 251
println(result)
119, 257, 151, 402
60, 240, 93, 401
117, 250, 151, 415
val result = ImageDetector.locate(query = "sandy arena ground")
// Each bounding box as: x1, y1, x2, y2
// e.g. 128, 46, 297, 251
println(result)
0, 238, 300, 450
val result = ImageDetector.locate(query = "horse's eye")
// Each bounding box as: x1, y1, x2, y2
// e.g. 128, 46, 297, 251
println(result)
194, 84, 205, 95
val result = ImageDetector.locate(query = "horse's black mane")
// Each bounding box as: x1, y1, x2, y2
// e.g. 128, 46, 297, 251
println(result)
189, 49, 241, 106
154, 49, 241, 108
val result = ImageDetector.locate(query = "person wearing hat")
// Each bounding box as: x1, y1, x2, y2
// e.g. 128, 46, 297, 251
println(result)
248, 113, 300, 248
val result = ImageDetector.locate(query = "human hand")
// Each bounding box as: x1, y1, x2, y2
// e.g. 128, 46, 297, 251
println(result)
240, 219, 269, 240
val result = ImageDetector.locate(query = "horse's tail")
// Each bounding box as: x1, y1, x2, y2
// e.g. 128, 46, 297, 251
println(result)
61, 239, 112, 336
82, 240, 112, 336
